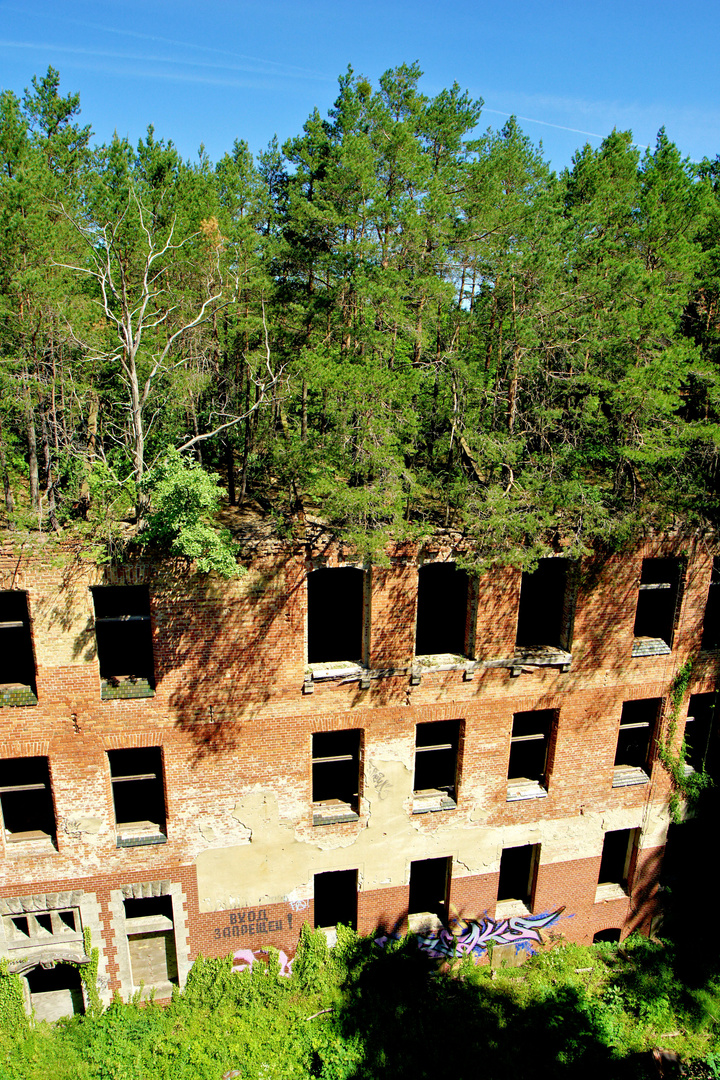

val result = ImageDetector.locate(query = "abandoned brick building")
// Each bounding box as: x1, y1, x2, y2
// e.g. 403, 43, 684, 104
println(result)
0, 529, 718, 1019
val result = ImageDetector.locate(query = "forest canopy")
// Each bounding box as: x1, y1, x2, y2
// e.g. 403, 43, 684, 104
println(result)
2, 63, 720, 567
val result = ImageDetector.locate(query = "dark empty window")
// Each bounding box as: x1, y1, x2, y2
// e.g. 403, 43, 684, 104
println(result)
108, 747, 166, 846
92, 586, 155, 697
408, 857, 451, 922
0, 591, 37, 704
497, 845, 538, 908
312, 730, 361, 824
598, 829, 635, 889
515, 559, 568, 650
25, 963, 85, 1019
702, 558, 720, 650
415, 563, 469, 657
307, 568, 364, 665
613, 699, 659, 785
593, 928, 621, 944
413, 720, 461, 812
0, 756, 55, 844
314, 869, 357, 930
507, 710, 553, 795
685, 693, 716, 774
3, 907, 82, 949
633, 558, 682, 654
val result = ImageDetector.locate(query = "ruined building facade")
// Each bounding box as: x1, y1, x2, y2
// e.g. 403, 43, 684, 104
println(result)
0, 532, 718, 1018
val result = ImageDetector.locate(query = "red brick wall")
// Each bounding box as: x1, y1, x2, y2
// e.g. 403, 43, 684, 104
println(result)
1, 532, 716, 985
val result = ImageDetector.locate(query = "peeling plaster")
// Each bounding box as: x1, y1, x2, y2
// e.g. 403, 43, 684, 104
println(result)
195, 751, 675, 911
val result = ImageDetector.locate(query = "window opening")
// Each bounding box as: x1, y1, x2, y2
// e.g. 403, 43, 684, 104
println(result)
597, 829, 635, 892
507, 710, 553, 801
25, 963, 85, 1021
313, 869, 357, 931
408, 857, 451, 923
92, 585, 155, 699
0, 756, 56, 845
124, 895, 178, 995
3, 907, 82, 949
497, 845, 538, 909
108, 747, 167, 846
312, 729, 361, 825
515, 558, 569, 651
613, 698, 659, 786
307, 567, 364, 666
632, 557, 682, 656
412, 719, 461, 813
685, 693, 716, 775
702, 558, 720, 649
0, 591, 37, 706
415, 563, 469, 657
593, 928, 621, 944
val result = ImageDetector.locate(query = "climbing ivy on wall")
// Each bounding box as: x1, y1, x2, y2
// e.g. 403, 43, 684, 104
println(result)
659, 660, 713, 822
0, 960, 28, 1035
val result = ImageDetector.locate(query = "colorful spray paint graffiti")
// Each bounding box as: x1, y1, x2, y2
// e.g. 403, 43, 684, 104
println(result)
232, 948, 294, 977
376, 907, 565, 962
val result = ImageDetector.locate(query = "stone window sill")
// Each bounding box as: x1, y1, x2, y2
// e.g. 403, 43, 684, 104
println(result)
411, 654, 476, 683
632, 637, 671, 658
125, 914, 173, 934
485, 647, 572, 677
304, 662, 370, 692
595, 883, 628, 903
612, 765, 649, 788
412, 789, 456, 814
408, 911, 444, 934
0, 683, 38, 707
102, 677, 155, 701
495, 899, 531, 918
4, 831, 57, 855
116, 821, 166, 847
506, 778, 548, 802
312, 800, 359, 826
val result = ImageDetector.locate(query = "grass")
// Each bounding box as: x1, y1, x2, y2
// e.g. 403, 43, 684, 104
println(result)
1, 924, 719, 1080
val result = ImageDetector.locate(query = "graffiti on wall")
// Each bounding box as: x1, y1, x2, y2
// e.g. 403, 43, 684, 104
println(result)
376, 907, 565, 962
212, 905, 289, 941
232, 948, 294, 977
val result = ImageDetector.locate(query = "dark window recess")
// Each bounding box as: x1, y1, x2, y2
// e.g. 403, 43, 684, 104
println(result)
408, 857, 451, 921
685, 693, 716, 774
0, 591, 37, 705
593, 928, 621, 944
108, 747, 167, 846
313, 869, 357, 930
413, 720, 461, 811
312, 730, 361, 824
633, 558, 682, 651
25, 963, 85, 1019
598, 829, 635, 888
415, 563, 469, 657
0, 756, 56, 844
702, 558, 720, 650
613, 699, 659, 785
307, 568, 364, 665
508, 710, 553, 784
92, 586, 155, 694
515, 559, 568, 650
497, 845, 537, 907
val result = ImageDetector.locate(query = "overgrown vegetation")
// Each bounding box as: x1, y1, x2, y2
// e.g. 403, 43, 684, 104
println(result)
660, 660, 715, 822
4, 65, 720, 566
1, 925, 719, 1079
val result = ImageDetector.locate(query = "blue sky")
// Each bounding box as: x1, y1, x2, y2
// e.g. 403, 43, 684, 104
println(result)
1, 0, 719, 171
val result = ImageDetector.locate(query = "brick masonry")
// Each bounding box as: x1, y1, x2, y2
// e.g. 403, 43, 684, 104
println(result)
0, 531, 717, 1001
